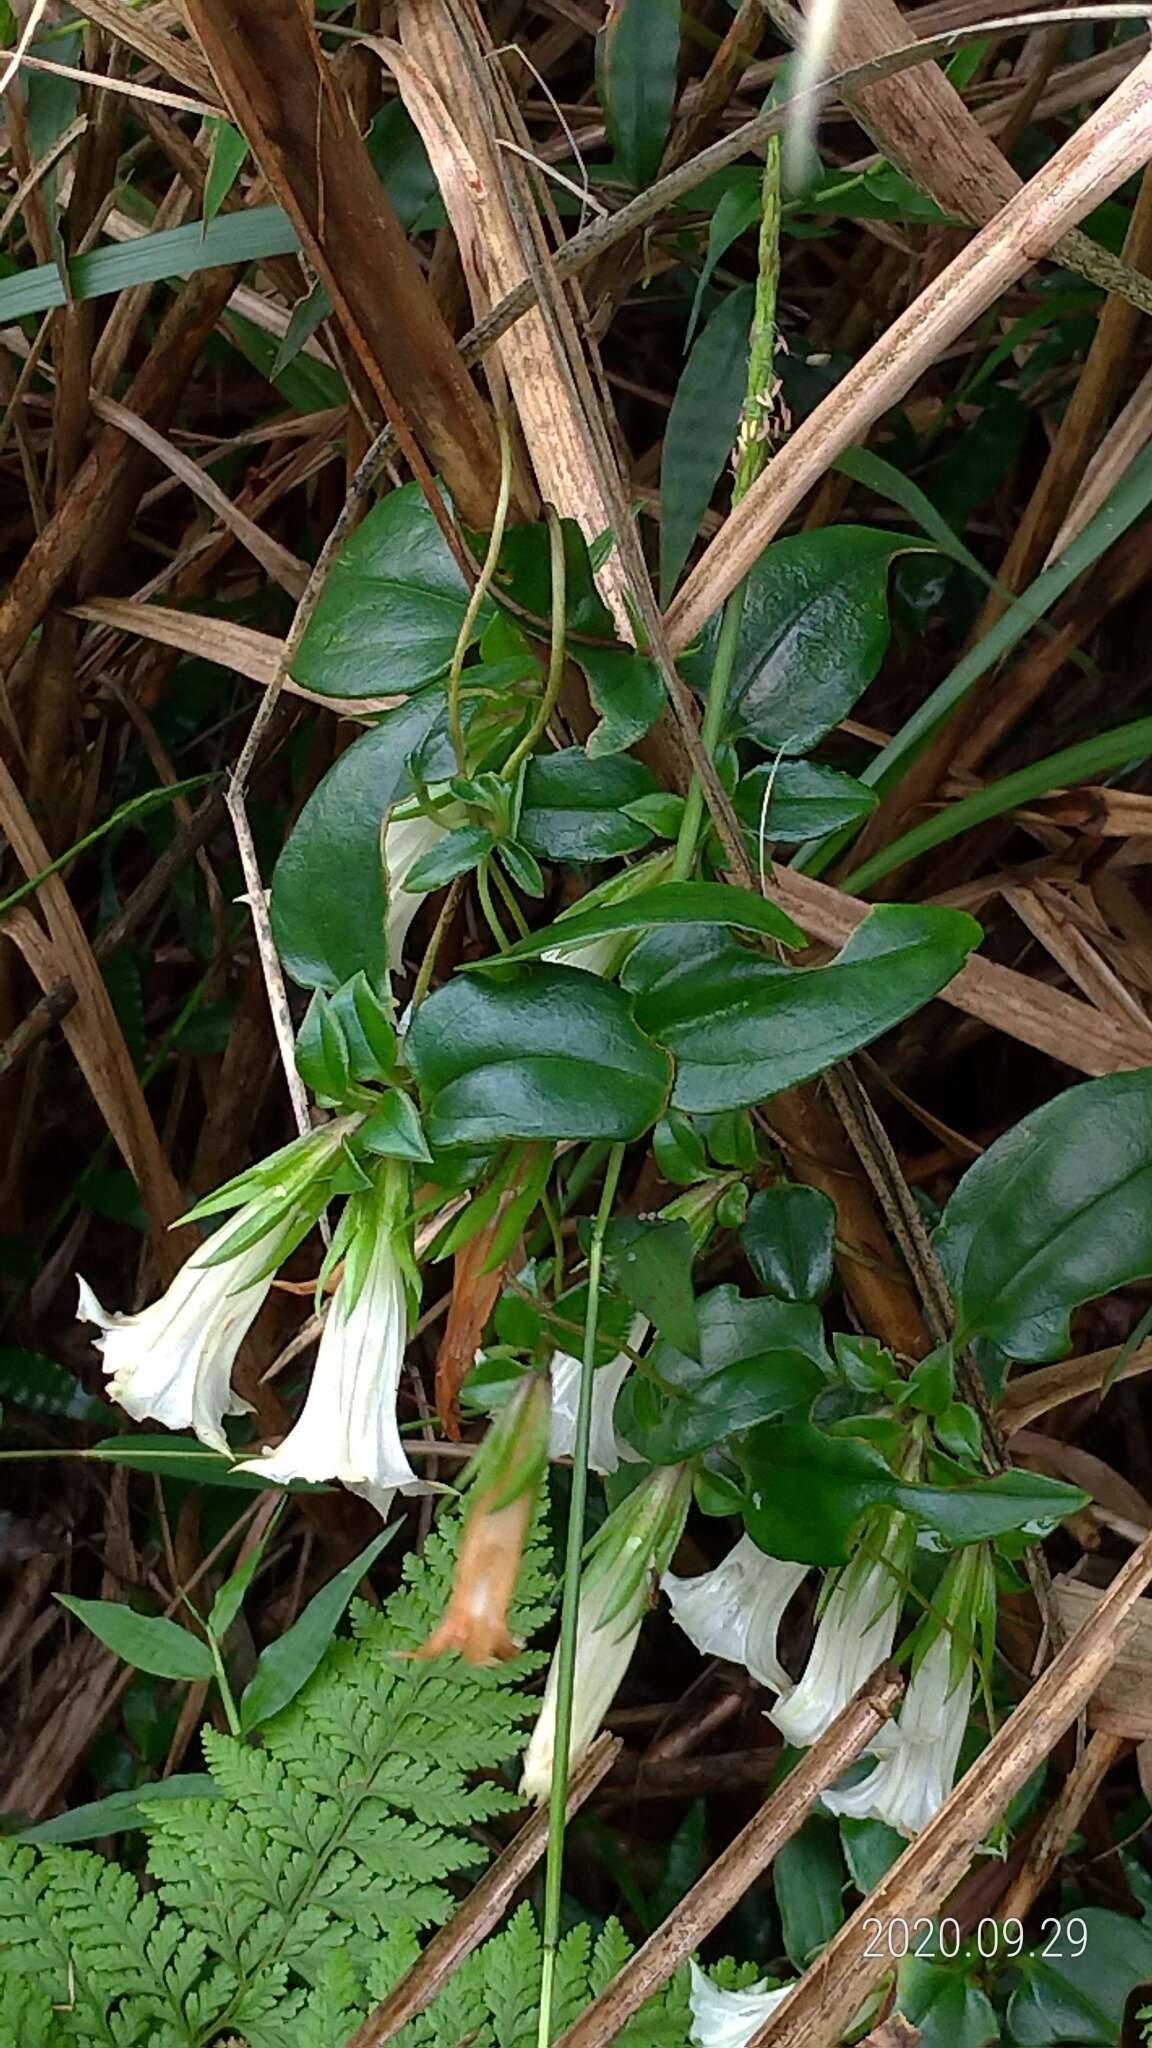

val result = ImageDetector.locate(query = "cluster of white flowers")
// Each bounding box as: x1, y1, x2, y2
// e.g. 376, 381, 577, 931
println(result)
79, 1136, 427, 1524
664, 1515, 983, 1840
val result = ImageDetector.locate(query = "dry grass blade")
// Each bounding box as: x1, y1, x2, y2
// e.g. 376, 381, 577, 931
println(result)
0, 754, 194, 1274
88, 396, 310, 598
184, 0, 512, 534
999, 1341, 1152, 1431
772, 869, 1152, 1074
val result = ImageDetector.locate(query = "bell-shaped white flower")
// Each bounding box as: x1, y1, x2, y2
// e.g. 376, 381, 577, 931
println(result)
521, 1463, 691, 1803
385, 806, 450, 970
769, 1520, 914, 1749
548, 1315, 648, 1475
240, 1181, 425, 1518
664, 1534, 810, 1694
823, 1625, 971, 1837
689, 1962, 794, 2048
78, 1202, 297, 1456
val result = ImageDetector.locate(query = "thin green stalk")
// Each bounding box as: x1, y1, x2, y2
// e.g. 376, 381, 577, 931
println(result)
409, 875, 466, 1012
536, 1141, 626, 2048
489, 856, 531, 939
205, 1629, 242, 1736
671, 581, 747, 878
502, 505, 568, 781
447, 418, 513, 775
476, 858, 512, 952
672, 136, 780, 883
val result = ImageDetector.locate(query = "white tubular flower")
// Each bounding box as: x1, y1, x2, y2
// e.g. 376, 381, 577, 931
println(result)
689, 1962, 794, 2048
548, 1315, 648, 1475
520, 1463, 692, 1804
78, 1202, 298, 1456
385, 806, 450, 971
664, 1534, 810, 1695
823, 1627, 971, 1838
241, 1173, 425, 1517
769, 1521, 913, 1749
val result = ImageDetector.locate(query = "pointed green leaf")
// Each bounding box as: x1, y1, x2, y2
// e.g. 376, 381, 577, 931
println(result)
56, 1596, 214, 1682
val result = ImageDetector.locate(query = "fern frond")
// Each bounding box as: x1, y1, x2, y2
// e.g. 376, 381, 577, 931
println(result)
391, 1906, 692, 2048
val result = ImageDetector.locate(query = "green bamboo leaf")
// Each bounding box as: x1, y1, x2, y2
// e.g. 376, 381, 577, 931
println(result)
597, 0, 680, 188
14, 1777, 219, 1846
0, 206, 299, 324
203, 121, 249, 229
842, 713, 1152, 894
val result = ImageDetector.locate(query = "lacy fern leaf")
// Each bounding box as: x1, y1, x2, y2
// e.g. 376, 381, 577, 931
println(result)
0, 1509, 551, 2047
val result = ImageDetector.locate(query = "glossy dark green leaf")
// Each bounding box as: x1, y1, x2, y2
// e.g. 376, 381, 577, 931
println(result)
517, 748, 658, 861
935, 1070, 1152, 1361
743, 1423, 1087, 1564
0, 1347, 115, 1422
1004, 1910, 1152, 2046
270, 695, 450, 989
291, 483, 478, 699
491, 881, 804, 967
56, 1595, 214, 1683
735, 759, 878, 846
239, 1525, 396, 1731
404, 822, 494, 891
295, 991, 351, 1103
353, 1090, 432, 1164
653, 1110, 710, 1185
330, 973, 398, 1082
634, 905, 980, 1113
897, 1955, 999, 2048
604, 1217, 700, 1358
408, 963, 672, 1147
775, 1816, 846, 1970
660, 286, 754, 602
617, 1288, 828, 1463
14, 1776, 219, 1845
684, 528, 926, 753
577, 643, 667, 756
742, 1185, 836, 1302
597, 0, 681, 188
